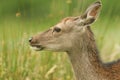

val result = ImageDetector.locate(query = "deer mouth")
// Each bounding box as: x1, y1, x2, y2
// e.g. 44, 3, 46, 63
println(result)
30, 45, 44, 51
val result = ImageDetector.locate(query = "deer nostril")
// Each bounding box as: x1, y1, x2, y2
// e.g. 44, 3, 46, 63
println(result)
29, 37, 33, 42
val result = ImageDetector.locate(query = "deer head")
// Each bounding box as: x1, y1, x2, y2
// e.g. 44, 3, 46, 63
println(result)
29, 1, 102, 52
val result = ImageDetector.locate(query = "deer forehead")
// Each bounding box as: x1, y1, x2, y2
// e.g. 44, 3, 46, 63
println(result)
55, 17, 76, 29
50, 17, 85, 33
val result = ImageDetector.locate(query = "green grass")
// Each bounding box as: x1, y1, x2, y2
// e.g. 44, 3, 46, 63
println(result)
0, 17, 74, 80
0, 0, 120, 80
0, 16, 120, 80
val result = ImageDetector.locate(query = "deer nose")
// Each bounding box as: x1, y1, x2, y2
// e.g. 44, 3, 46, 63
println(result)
29, 37, 33, 42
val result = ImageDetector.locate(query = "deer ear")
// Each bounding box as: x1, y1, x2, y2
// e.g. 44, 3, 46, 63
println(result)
81, 1, 102, 25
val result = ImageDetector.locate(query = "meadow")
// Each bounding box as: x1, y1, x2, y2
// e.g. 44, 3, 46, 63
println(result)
0, 0, 120, 80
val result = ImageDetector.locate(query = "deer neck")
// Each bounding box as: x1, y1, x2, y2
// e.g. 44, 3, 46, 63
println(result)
67, 48, 103, 80
67, 29, 108, 80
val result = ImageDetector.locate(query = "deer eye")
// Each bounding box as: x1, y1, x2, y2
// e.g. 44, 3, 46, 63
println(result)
53, 27, 61, 32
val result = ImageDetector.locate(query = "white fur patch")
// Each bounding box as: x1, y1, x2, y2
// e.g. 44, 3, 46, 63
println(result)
30, 46, 41, 51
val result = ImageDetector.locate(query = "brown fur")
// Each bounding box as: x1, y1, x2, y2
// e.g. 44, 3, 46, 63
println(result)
29, 1, 120, 80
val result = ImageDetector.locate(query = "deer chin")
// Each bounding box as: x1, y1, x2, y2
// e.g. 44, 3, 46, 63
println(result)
30, 45, 44, 51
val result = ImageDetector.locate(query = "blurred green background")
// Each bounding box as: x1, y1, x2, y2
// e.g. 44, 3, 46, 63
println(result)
0, 0, 120, 80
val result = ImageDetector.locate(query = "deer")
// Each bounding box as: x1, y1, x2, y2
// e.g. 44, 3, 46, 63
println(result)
29, 1, 120, 80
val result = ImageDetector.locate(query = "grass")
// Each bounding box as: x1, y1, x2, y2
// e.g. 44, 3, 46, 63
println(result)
0, 17, 74, 80
0, 16, 120, 80
0, 0, 120, 80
